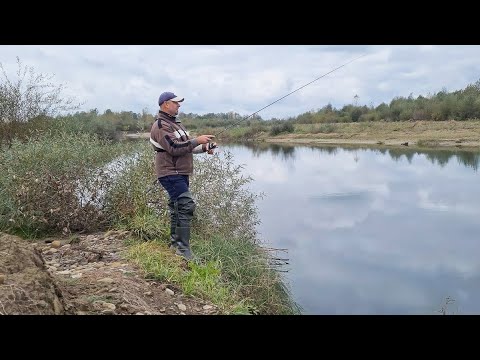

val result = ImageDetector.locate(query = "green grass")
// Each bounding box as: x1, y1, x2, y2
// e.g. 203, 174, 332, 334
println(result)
123, 239, 251, 314
120, 209, 169, 242
122, 231, 300, 315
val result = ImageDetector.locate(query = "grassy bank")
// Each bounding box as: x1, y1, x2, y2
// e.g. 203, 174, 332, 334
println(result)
268, 120, 480, 149
0, 133, 299, 315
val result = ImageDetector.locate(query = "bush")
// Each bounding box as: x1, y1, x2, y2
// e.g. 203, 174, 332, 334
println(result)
0, 132, 130, 236
0, 57, 82, 124
190, 151, 262, 242
269, 122, 294, 136
104, 141, 169, 241
105, 145, 264, 244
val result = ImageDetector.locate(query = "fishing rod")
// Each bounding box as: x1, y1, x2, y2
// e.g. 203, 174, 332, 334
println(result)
213, 52, 368, 139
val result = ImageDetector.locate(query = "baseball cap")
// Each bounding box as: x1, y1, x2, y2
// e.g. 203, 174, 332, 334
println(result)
158, 92, 184, 106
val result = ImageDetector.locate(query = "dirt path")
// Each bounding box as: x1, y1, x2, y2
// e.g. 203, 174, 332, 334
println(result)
0, 231, 219, 315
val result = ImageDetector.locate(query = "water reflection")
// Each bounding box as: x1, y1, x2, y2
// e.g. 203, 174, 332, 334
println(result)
231, 142, 480, 171
233, 142, 297, 161
221, 142, 480, 314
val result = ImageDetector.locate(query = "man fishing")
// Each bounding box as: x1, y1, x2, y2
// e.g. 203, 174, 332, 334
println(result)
150, 91, 217, 260
149, 54, 365, 260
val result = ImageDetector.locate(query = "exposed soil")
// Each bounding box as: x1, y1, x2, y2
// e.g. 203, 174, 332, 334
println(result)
0, 231, 219, 315
0, 233, 63, 315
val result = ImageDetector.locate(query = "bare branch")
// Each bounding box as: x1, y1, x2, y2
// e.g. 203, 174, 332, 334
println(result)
0, 56, 84, 123
0, 300, 7, 315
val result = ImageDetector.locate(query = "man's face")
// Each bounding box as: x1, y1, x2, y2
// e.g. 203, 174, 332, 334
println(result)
164, 100, 181, 116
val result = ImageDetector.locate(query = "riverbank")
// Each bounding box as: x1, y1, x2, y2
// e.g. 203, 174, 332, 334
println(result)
0, 231, 220, 315
267, 120, 480, 150
125, 120, 480, 150
0, 135, 298, 315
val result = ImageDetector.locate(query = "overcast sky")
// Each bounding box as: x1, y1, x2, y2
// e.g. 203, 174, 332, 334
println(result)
1, 45, 479, 120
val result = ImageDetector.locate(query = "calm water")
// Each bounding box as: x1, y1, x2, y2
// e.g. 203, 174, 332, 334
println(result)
220, 143, 480, 315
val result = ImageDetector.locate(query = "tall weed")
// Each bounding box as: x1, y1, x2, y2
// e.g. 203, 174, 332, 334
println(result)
0, 132, 131, 236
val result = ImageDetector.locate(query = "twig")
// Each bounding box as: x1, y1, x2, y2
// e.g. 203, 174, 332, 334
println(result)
271, 257, 289, 261
270, 262, 289, 266
7, 284, 31, 302
121, 288, 155, 312
267, 268, 289, 273
261, 247, 289, 252
0, 300, 7, 315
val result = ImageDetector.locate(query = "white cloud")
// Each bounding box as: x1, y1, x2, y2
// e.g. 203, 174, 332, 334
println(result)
418, 188, 449, 211
247, 160, 289, 184
2, 45, 480, 119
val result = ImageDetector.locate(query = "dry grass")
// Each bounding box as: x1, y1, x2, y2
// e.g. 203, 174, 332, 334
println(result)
270, 120, 480, 149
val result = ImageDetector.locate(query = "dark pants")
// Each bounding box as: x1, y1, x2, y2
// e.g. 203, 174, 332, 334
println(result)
158, 175, 194, 259
158, 175, 189, 202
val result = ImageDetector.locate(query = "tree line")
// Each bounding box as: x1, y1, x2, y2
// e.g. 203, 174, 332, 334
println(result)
291, 81, 480, 124
2, 56, 480, 147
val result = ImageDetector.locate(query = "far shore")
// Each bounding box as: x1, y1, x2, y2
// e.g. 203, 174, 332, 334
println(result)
263, 136, 480, 150
125, 120, 480, 151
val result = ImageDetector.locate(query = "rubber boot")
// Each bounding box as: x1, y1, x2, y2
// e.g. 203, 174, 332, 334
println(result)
172, 191, 196, 260
175, 226, 192, 260
167, 198, 178, 246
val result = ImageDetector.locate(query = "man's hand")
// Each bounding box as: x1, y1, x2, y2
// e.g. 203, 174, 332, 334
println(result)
196, 135, 215, 144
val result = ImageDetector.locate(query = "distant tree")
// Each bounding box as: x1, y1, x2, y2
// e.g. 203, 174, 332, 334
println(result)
323, 103, 333, 112
351, 107, 362, 122
0, 56, 83, 123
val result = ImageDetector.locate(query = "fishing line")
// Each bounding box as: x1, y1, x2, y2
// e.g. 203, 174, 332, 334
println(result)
213, 52, 369, 139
